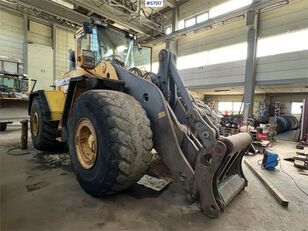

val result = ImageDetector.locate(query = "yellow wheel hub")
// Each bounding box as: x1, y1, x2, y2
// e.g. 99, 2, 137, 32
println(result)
75, 118, 97, 169
32, 112, 39, 136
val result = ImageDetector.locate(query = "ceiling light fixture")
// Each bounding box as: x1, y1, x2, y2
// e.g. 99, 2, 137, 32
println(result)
50, 0, 74, 10
214, 89, 231, 92
261, 0, 289, 12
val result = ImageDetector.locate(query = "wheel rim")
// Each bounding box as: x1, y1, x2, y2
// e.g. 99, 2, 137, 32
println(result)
75, 118, 97, 169
32, 112, 39, 136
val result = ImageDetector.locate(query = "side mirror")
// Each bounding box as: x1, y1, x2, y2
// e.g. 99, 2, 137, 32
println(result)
83, 21, 93, 34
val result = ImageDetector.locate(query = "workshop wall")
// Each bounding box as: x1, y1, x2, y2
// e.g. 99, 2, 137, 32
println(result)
157, 0, 308, 89
204, 93, 307, 117
256, 0, 308, 85
28, 21, 52, 47
54, 26, 75, 78
204, 94, 266, 117
0, 10, 24, 61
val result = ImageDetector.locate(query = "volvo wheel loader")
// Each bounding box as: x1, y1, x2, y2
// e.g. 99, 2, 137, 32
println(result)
28, 20, 252, 218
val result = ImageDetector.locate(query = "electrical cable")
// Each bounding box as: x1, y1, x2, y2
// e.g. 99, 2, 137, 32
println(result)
7, 147, 31, 156
257, 154, 308, 196
257, 158, 263, 167
278, 158, 308, 196
257, 158, 278, 170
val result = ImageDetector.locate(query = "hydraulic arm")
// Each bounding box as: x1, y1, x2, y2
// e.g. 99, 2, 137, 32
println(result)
114, 49, 252, 218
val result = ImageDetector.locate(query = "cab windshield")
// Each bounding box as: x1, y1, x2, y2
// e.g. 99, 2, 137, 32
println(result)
90, 26, 135, 67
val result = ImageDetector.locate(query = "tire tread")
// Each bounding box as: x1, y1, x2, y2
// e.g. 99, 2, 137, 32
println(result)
69, 90, 153, 196
30, 95, 62, 150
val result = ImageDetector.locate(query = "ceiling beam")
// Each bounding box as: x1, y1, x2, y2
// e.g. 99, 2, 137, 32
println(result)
66, 0, 152, 35
0, 2, 77, 32
17, 0, 88, 25
17, 0, 154, 36
164, 0, 177, 8
157, 0, 190, 14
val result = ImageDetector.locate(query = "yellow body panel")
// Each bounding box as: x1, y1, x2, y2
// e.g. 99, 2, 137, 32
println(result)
93, 61, 119, 80
44, 90, 65, 121
57, 61, 119, 81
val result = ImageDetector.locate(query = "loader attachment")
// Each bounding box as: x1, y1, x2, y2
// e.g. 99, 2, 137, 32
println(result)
113, 49, 252, 218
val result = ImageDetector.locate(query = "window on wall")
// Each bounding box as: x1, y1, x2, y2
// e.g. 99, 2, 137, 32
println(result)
208, 42, 247, 65
177, 42, 247, 70
209, 0, 253, 18
181, 12, 209, 30
178, 20, 185, 30
218, 102, 242, 115
177, 51, 209, 70
257, 29, 308, 57
165, 26, 172, 35
197, 12, 209, 23
178, 0, 253, 31
185, 17, 196, 28
291, 102, 303, 114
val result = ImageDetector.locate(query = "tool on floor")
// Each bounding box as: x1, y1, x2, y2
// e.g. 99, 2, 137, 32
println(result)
21, 119, 28, 150
244, 159, 289, 207
137, 175, 171, 191
6, 120, 31, 156
293, 152, 308, 170
261, 150, 279, 170
284, 150, 308, 175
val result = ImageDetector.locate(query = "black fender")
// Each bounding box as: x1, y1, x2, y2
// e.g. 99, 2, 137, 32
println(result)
60, 75, 125, 141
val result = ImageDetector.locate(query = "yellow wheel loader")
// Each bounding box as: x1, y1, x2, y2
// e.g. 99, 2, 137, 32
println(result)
28, 20, 252, 218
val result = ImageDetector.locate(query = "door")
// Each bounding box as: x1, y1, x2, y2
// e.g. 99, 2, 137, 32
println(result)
28, 43, 53, 90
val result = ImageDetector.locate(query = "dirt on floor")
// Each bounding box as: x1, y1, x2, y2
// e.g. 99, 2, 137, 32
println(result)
1, 125, 308, 231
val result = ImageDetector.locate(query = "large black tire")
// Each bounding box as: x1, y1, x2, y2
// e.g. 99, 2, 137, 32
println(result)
276, 116, 288, 134
0, 122, 7, 131
30, 96, 63, 150
68, 90, 153, 196
283, 115, 298, 130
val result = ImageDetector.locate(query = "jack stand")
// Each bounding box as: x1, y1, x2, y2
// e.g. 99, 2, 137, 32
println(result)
21, 120, 28, 150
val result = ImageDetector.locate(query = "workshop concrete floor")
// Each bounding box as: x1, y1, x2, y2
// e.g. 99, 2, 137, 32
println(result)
1, 125, 307, 231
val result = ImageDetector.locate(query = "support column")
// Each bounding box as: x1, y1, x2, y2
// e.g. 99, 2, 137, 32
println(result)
165, 6, 179, 55
165, 39, 178, 54
52, 24, 57, 81
243, 10, 259, 118
171, 5, 179, 31
23, 8, 28, 75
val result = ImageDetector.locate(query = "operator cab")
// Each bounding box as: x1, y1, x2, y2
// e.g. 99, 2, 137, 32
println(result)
75, 21, 136, 70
